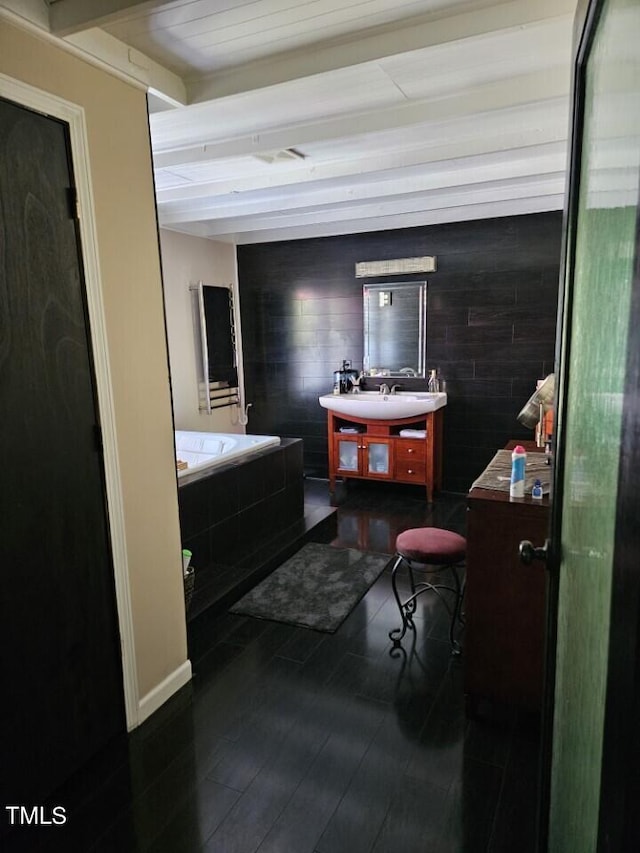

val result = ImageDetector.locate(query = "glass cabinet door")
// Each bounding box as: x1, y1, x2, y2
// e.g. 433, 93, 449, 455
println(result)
366, 440, 390, 475
337, 438, 359, 472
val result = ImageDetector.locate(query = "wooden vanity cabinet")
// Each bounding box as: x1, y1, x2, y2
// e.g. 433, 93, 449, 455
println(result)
326, 407, 443, 501
395, 437, 427, 485
332, 433, 395, 482
464, 442, 549, 713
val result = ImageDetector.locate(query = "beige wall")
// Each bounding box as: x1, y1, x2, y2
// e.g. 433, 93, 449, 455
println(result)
160, 229, 244, 433
0, 18, 188, 705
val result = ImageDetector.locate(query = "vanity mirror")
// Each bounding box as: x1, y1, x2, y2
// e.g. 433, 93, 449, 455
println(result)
363, 281, 427, 378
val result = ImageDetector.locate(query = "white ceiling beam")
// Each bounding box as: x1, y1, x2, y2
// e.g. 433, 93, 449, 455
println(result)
188, 0, 576, 103
166, 195, 563, 245
162, 174, 565, 236
209, 177, 565, 235
64, 28, 187, 105
157, 151, 567, 225
222, 196, 565, 245
155, 134, 568, 205
152, 69, 570, 165
49, 0, 175, 36
160, 176, 566, 228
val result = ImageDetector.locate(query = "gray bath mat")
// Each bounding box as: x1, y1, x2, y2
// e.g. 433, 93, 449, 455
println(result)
230, 542, 391, 633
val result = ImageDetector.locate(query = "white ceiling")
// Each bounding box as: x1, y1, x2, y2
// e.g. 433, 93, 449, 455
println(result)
5, 0, 579, 243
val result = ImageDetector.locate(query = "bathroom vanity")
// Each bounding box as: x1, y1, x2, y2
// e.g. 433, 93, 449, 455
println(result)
324, 406, 443, 502
321, 277, 444, 498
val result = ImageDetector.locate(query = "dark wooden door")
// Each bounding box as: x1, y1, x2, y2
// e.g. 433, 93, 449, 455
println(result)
0, 97, 125, 805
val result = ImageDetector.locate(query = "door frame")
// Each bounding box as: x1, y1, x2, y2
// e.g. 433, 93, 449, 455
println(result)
539, 0, 640, 847
596, 20, 640, 849
0, 72, 139, 730
598, 189, 640, 851
536, 0, 599, 845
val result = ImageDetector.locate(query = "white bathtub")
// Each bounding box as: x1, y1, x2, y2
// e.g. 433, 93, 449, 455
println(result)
175, 430, 281, 484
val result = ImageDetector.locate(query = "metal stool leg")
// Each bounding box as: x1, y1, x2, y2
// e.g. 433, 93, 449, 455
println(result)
389, 554, 413, 644
448, 564, 463, 655
406, 559, 418, 615
389, 558, 466, 653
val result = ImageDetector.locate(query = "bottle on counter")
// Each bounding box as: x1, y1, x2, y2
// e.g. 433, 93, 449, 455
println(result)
532, 479, 543, 500
428, 369, 440, 392
510, 444, 527, 498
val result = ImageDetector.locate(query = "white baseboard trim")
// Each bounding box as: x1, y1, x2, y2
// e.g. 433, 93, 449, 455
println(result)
136, 659, 192, 726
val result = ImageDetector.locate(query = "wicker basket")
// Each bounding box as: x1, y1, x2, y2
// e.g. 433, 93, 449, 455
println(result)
183, 567, 195, 612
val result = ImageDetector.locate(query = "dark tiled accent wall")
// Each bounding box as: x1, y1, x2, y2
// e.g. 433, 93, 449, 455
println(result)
237, 212, 562, 493
178, 438, 304, 618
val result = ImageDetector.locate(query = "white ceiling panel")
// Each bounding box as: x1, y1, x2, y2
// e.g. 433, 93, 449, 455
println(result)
6, 0, 580, 243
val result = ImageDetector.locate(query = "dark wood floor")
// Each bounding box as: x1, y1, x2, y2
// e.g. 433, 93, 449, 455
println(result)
7, 480, 540, 853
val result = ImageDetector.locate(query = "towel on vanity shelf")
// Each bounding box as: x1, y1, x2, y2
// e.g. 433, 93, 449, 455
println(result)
399, 429, 427, 438
339, 427, 361, 433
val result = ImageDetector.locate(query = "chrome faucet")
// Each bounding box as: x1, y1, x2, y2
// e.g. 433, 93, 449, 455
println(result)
390, 384, 402, 395
379, 383, 390, 395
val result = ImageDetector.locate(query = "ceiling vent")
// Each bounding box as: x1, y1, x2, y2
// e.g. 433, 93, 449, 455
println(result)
253, 148, 306, 165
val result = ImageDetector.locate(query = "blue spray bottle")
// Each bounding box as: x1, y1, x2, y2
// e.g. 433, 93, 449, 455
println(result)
510, 445, 527, 498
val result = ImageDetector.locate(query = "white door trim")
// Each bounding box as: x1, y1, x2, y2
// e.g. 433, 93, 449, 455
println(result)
0, 72, 140, 730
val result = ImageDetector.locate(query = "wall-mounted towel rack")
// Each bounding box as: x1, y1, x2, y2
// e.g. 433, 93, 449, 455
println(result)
191, 281, 239, 414
199, 384, 239, 412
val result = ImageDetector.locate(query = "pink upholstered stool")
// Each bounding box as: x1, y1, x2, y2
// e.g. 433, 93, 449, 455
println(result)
388, 527, 466, 653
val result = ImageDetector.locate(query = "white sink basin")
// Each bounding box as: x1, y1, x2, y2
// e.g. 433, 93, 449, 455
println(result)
319, 391, 447, 420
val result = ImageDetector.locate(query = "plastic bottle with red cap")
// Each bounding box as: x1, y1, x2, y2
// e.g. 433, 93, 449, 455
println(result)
510, 444, 527, 498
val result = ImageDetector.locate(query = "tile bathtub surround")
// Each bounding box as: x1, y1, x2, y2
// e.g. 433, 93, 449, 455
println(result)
237, 211, 562, 493
178, 438, 310, 619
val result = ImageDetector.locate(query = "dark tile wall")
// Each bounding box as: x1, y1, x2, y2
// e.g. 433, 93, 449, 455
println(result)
237, 212, 562, 493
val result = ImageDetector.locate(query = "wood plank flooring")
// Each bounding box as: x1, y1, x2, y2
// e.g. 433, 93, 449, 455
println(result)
6, 480, 540, 853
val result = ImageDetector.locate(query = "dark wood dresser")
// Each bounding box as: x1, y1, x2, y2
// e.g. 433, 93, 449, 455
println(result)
464, 441, 549, 713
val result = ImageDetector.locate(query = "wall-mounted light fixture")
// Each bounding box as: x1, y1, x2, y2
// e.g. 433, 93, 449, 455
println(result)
355, 256, 437, 278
